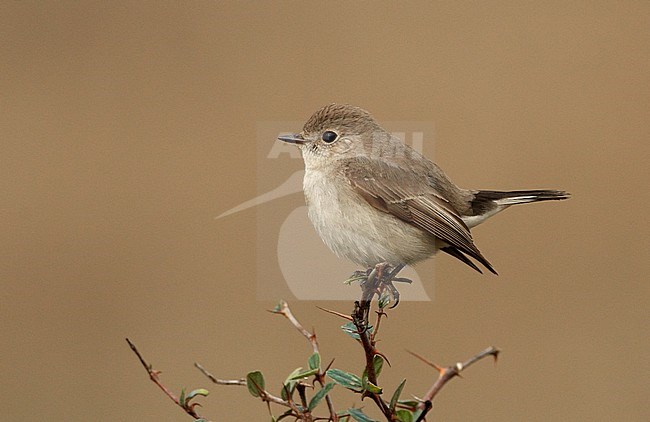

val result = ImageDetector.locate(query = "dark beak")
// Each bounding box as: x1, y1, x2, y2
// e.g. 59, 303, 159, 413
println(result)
277, 133, 306, 145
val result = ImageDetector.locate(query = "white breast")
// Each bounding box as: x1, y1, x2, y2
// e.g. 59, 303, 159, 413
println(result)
302, 168, 436, 267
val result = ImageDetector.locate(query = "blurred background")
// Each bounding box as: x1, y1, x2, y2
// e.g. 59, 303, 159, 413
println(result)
1, 2, 648, 421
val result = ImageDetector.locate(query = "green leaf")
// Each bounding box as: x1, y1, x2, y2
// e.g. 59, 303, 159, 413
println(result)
343, 273, 367, 285
308, 382, 335, 410
372, 355, 384, 378
185, 388, 209, 402
341, 322, 373, 340
246, 371, 265, 397
378, 292, 391, 309
365, 380, 382, 394
271, 300, 286, 313
390, 379, 407, 411
308, 352, 321, 370
411, 409, 424, 421
361, 374, 382, 394
179, 388, 185, 406
336, 411, 351, 422
398, 399, 420, 409
288, 368, 319, 380
326, 368, 363, 392
347, 408, 378, 422
281, 367, 303, 400
395, 409, 413, 422
284, 367, 303, 383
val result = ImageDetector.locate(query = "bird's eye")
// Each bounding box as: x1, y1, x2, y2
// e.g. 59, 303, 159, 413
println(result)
321, 130, 338, 143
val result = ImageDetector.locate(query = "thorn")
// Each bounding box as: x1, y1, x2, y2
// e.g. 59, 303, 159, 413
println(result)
493, 349, 501, 365
316, 306, 354, 321
374, 350, 392, 367
406, 350, 444, 373
374, 309, 388, 318
412, 395, 425, 403
393, 277, 413, 284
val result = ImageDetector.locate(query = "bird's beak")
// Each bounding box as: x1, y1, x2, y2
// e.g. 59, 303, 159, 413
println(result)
277, 133, 306, 145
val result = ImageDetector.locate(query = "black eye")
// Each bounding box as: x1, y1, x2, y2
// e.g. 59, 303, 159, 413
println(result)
321, 130, 338, 143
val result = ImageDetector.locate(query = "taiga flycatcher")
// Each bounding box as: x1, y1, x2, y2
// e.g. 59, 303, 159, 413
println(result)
278, 104, 569, 275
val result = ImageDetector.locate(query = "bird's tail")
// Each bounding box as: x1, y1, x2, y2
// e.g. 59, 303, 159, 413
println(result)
474, 189, 570, 206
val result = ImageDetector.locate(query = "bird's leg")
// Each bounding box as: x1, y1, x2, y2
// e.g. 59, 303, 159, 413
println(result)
376, 263, 410, 308
358, 263, 386, 321
357, 262, 411, 315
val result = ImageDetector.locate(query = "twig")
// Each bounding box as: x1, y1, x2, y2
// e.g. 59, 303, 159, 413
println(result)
194, 362, 294, 409
270, 301, 338, 421
371, 309, 387, 343
316, 305, 354, 321
413, 346, 500, 421
351, 273, 393, 420
270, 300, 316, 348
194, 363, 245, 386
126, 338, 208, 421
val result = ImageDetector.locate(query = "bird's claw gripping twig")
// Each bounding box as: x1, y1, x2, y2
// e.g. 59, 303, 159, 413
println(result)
355, 263, 408, 311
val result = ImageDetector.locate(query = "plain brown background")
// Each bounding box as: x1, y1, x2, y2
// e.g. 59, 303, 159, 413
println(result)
2, 2, 648, 421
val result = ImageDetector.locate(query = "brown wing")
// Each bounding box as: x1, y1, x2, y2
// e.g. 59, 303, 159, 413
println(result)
343, 157, 496, 274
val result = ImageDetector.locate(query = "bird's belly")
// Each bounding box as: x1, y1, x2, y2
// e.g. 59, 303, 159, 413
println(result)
303, 169, 436, 267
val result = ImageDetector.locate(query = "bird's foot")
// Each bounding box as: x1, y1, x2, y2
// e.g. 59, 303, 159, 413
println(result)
360, 263, 409, 310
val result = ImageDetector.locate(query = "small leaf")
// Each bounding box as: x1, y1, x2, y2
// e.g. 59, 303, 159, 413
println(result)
372, 355, 384, 378
281, 367, 303, 400
271, 300, 286, 313
246, 371, 265, 397
390, 379, 407, 411
411, 409, 424, 421
179, 388, 186, 405
308, 352, 321, 370
397, 399, 420, 409
341, 322, 373, 340
288, 368, 319, 380
284, 367, 303, 383
185, 388, 209, 402
347, 408, 378, 422
362, 375, 382, 394
326, 368, 363, 392
378, 292, 391, 309
343, 273, 367, 285
395, 409, 413, 422
308, 382, 335, 410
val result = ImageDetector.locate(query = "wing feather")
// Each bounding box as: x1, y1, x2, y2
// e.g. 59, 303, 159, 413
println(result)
344, 157, 496, 274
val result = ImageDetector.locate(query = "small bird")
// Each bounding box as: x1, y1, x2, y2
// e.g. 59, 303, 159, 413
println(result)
278, 104, 569, 276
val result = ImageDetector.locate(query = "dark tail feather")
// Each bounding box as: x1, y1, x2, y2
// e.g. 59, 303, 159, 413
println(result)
474, 189, 570, 206
441, 246, 498, 275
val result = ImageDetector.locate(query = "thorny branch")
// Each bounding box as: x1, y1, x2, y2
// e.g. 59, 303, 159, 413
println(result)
126, 338, 209, 421
350, 265, 398, 420
194, 363, 293, 409
128, 267, 499, 422
270, 300, 339, 422
409, 347, 501, 422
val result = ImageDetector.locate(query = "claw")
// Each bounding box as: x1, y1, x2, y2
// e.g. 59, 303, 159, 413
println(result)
350, 263, 408, 309
393, 277, 413, 284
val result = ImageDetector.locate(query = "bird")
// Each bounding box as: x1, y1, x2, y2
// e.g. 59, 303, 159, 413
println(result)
277, 103, 569, 276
